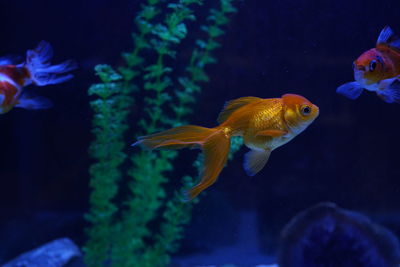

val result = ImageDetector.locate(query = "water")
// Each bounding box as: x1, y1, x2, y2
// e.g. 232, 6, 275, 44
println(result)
1, 0, 400, 266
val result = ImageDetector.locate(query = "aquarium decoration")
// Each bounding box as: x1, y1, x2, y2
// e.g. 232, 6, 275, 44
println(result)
84, 0, 241, 266
278, 202, 400, 267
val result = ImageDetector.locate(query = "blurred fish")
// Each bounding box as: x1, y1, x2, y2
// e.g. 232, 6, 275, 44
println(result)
0, 41, 76, 114
133, 94, 319, 200
337, 26, 400, 103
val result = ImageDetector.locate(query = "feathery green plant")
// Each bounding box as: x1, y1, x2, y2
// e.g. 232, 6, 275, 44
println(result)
84, 1, 241, 266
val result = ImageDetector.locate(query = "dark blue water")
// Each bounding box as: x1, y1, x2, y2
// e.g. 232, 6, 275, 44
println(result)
1, 0, 400, 266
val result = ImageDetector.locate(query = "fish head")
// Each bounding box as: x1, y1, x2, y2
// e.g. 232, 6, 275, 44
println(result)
353, 49, 386, 85
281, 94, 319, 134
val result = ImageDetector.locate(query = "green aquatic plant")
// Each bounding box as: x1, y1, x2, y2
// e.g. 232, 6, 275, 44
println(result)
84, 1, 241, 266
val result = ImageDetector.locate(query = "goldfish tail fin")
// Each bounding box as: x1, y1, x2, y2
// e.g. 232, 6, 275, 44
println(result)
134, 125, 231, 200
376, 77, 400, 103
336, 82, 364, 99
183, 128, 230, 201
25, 41, 77, 86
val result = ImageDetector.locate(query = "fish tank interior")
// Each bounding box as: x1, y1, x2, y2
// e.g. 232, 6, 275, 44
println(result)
1, 0, 400, 266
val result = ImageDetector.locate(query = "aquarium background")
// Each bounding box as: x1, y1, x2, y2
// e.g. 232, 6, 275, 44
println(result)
1, 0, 400, 266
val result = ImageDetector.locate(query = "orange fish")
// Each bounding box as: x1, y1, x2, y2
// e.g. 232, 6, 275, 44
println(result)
337, 26, 400, 103
134, 94, 319, 200
0, 41, 76, 114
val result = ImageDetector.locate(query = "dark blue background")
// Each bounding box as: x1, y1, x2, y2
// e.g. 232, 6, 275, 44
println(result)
1, 0, 400, 265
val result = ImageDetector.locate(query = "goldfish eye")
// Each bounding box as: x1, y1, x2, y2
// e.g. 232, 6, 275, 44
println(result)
300, 105, 311, 116
369, 60, 377, 72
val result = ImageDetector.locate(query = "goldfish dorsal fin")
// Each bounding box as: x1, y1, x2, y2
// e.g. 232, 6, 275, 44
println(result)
0, 55, 22, 66
377, 26, 400, 50
217, 96, 262, 124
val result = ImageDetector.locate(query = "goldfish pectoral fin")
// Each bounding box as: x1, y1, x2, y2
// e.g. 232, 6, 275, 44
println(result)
256, 129, 287, 138
15, 94, 53, 110
336, 82, 364, 100
377, 78, 400, 103
243, 149, 271, 176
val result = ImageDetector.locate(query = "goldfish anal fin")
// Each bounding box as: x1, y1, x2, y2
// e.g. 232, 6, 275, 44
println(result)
243, 149, 271, 176
256, 129, 287, 137
217, 96, 262, 124
336, 82, 364, 99
15, 93, 53, 110
377, 26, 400, 51
183, 129, 231, 201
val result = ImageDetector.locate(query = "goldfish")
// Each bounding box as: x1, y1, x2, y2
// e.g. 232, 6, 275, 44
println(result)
0, 41, 76, 114
133, 94, 319, 200
337, 26, 400, 103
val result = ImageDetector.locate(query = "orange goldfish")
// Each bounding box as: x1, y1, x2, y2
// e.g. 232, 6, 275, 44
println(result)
0, 41, 76, 114
337, 26, 400, 103
133, 94, 319, 200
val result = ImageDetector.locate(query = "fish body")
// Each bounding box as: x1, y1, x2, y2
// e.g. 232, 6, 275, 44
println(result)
0, 41, 76, 114
337, 26, 400, 103
134, 94, 319, 200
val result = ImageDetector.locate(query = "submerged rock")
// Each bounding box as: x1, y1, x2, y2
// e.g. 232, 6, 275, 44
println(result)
278, 202, 400, 267
3, 238, 82, 267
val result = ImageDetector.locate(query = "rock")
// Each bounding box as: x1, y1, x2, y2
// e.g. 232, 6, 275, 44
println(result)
2, 238, 82, 267
278, 202, 400, 267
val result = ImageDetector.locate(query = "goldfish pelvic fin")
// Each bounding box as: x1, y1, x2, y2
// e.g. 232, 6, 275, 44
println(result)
243, 149, 271, 176
217, 96, 262, 124
376, 77, 400, 103
377, 26, 400, 50
336, 82, 364, 99
256, 129, 287, 138
133, 126, 231, 200
15, 93, 53, 110
25, 41, 77, 86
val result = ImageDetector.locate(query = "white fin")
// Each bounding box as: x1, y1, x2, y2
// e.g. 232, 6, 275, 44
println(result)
15, 93, 53, 110
25, 41, 77, 86
243, 149, 271, 176
377, 26, 400, 50
376, 77, 400, 103
336, 82, 364, 99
